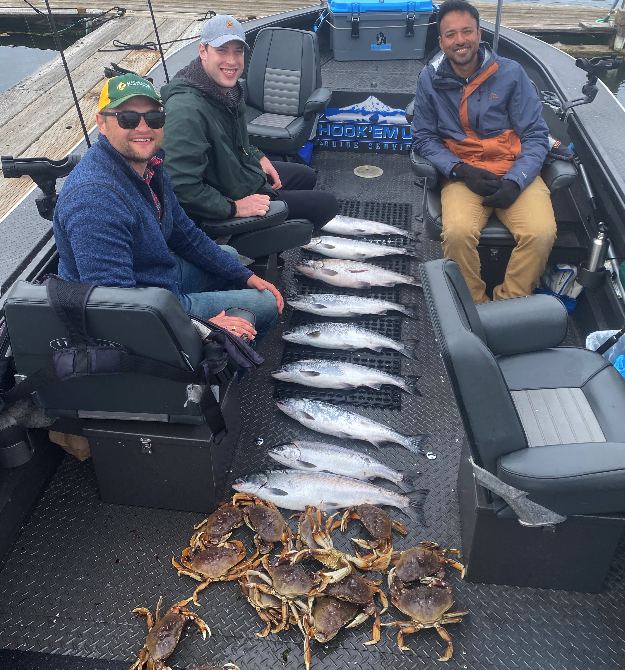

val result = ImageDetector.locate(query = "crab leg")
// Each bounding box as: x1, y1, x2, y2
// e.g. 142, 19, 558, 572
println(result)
435, 624, 454, 662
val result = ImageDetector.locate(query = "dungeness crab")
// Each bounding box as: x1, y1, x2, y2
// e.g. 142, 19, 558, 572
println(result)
384, 576, 467, 661
391, 541, 465, 583
233, 492, 293, 554
336, 503, 407, 571
129, 596, 210, 670
172, 540, 260, 605
191, 501, 244, 546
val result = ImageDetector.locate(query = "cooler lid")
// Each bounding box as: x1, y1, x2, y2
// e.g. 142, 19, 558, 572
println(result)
329, 0, 433, 13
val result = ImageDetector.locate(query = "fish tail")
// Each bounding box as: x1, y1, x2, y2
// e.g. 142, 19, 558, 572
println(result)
400, 376, 422, 396
402, 245, 422, 260
397, 470, 422, 492
400, 339, 419, 360
400, 433, 429, 455
407, 274, 422, 287
404, 489, 429, 527
399, 303, 419, 319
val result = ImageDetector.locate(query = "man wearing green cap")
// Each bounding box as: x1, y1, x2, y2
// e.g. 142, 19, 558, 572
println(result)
160, 14, 338, 236
52, 73, 284, 346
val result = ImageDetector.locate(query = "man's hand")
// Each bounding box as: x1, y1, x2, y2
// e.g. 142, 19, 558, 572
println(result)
259, 156, 282, 190
453, 163, 501, 197
209, 311, 257, 340
247, 274, 284, 314
481, 179, 521, 209
235, 194, 271, 217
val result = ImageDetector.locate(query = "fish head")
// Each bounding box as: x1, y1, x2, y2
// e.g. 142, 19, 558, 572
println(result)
268, 443, 301, 466
270, 365, 291, 381
232, 472, 268, 495
305, 237, 322, 248
281, 329, 298, 343
276, 398, 312, 421
294, 260, 324, 278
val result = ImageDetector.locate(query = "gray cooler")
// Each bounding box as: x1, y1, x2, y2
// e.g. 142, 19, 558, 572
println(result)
329, 0, 433, 61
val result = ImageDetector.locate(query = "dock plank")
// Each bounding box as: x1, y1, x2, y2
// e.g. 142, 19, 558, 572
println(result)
472, 2, 608, 32
0, 15, 196, 221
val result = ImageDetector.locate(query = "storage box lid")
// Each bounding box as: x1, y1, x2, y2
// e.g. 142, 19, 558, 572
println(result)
329, 0, 433, 13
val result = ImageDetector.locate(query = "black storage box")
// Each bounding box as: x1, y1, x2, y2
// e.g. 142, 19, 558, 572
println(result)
83, 377, 241, 512
4, 281, 207, 424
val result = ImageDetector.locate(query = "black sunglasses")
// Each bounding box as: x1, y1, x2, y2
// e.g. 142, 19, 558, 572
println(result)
99, 110, 166, 130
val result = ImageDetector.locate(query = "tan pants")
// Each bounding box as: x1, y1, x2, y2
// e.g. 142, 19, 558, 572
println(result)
440, 176, 557, 304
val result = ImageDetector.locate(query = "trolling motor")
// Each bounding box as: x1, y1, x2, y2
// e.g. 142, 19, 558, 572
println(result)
1, 154, 81, 221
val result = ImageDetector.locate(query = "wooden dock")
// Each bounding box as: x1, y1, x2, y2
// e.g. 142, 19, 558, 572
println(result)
0, 0, 614, 223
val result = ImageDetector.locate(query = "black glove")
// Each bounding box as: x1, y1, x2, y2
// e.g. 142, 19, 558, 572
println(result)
452, 163, 501, 196
481, 179, 521, 209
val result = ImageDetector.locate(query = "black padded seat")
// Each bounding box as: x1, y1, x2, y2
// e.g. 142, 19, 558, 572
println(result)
418, 153, 578, 245
245, 27, 331, 156
420, 258, 625, 517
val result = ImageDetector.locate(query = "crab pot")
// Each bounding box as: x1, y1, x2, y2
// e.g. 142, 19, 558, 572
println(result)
83, 379, 241, 513
457, 439, 625, 593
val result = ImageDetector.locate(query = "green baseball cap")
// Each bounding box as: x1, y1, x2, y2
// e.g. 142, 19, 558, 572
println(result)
98, 73, 161, 111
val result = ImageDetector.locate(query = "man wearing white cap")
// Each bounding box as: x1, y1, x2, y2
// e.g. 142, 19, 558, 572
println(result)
161, 15, 338, 241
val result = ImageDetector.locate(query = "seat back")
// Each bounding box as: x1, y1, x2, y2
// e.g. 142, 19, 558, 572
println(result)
4, 282, 207, 423
419, 259, 528, 472
247, 28, 321, 117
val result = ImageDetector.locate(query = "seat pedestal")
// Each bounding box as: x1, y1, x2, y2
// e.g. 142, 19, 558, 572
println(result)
83, 378, 241, 513
458, 439, 625, 592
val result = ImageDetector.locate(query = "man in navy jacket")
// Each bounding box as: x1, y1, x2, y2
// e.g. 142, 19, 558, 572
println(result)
411, 0, 556, 304
53, 73, 283, 345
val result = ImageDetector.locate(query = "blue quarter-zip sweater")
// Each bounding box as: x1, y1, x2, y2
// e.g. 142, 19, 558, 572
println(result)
53, 135, 253, 292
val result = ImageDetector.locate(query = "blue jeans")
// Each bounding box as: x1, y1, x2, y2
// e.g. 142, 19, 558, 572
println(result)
172, 248, 278, 345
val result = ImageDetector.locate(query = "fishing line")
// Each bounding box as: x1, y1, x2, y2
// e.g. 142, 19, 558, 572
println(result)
43, 0, 91, 148
98, 34, 199, 52
146, 0, 168, 83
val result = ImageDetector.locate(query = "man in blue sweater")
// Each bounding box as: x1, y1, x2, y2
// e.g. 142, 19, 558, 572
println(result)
53, 73, 283, 345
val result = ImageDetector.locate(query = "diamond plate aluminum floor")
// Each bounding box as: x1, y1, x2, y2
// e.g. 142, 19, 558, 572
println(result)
0, 154, 623, 670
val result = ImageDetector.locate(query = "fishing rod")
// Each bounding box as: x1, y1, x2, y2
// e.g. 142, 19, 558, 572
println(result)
146, 0, 169, 83
43, 0, 91, 148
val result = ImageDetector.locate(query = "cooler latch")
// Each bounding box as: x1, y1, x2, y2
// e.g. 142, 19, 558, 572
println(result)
406, 3, 416, 36
351, 8, 360, 38
406, 13, 415, 36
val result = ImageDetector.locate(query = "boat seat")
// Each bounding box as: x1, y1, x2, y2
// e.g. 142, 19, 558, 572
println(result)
199, 200, 313, 259
3, 281, 234, 427
404, 99, 578, 245
412, 150, 578, 244
420, 258, 625, 516
244, 27, 331, 157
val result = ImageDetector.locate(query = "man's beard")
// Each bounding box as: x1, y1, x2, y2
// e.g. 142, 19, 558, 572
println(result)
449, 44, 478, 66
120, 137, 162, 164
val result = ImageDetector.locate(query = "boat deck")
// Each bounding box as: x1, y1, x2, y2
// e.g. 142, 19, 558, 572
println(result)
1, 145, 624, 669
0, 21, 625, 670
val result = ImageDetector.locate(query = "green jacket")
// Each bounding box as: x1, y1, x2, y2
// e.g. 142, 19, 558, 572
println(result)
161, 78, 274, 222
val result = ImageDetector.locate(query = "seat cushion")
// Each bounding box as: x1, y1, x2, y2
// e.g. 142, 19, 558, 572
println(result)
425, 188, 515, 245
497, 442, 625, 515
245, 106, 307, 140
498, 442, 625, 493
498, 347, 611, 391
511, 387, 605, 447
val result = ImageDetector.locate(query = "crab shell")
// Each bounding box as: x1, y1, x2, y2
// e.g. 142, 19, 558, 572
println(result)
397, 584, 454, 624
298, 512, 323, 549
311, 597, 359, 642
246, 505, 287, 544
201, 504, 244, 542
394, 546, 444, 582
183, 544, 245, 579
353, 504, 394, 541
323, 573, 375, 606
145, 608, 202, 662
271, 564, 316, 597
244, 572, 283, 609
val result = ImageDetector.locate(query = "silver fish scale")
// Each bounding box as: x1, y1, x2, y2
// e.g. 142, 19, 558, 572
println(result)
287, 293, 413, 317
321, 215, 414, 238
295, 259, 419, 289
